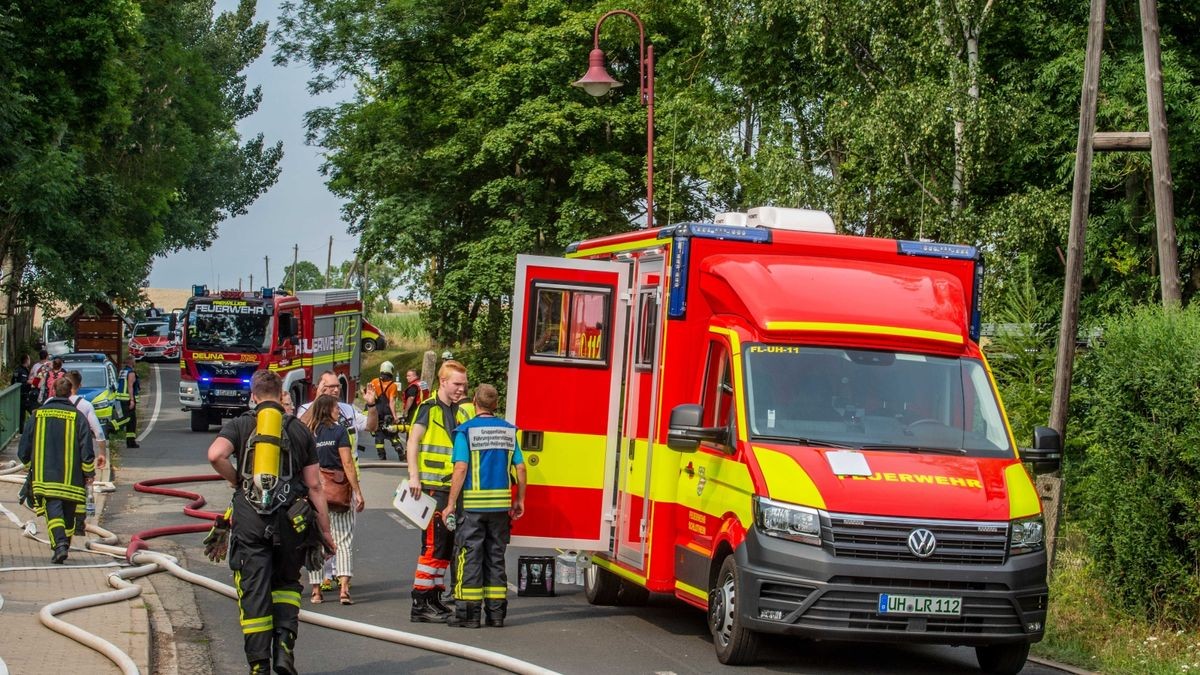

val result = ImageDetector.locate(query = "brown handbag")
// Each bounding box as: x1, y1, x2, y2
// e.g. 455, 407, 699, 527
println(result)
320, 467, 352, 513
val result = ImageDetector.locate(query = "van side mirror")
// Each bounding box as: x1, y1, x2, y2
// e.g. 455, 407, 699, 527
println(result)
1019, 426, 1062, 473
667, 403, 727, 452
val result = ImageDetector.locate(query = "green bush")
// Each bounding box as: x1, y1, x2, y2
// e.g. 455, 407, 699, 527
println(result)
1077, 305, 1200, 624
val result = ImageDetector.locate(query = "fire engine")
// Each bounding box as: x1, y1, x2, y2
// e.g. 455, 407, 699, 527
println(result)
504, 208, 1061, 674
178, 285, 363, 432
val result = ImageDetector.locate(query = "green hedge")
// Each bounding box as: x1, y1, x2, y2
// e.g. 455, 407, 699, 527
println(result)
1078, 305, 1200, 624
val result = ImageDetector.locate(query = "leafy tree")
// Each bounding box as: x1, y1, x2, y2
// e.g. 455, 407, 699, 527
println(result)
283, 260, 325, 292
0, 0, 281, 357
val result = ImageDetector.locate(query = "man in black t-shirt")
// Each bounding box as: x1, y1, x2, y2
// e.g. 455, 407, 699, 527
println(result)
401, 369, 421, 424
207, 370, 335, 675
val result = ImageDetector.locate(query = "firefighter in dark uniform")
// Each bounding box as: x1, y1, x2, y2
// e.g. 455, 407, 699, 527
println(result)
115, 356, 140, 448
442, 383, 526, 628
18, 377, 94, 564
405, 359, 471, 622
207, 370, 336, 675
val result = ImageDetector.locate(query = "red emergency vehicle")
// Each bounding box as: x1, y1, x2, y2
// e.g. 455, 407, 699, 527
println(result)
178, 286, 363, 432
504, 208, 1061, 673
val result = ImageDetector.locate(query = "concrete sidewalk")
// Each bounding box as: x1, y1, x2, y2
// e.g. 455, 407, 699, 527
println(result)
0, 457, 153, 675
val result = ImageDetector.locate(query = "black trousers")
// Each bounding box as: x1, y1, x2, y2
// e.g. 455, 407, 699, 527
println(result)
120, 400, 137, 440
229, 496, 306, 664
453, 510, 512, 618
39, 497, 85, 551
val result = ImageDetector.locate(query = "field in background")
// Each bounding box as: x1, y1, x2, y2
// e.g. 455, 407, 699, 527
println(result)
369, 312, 428, 349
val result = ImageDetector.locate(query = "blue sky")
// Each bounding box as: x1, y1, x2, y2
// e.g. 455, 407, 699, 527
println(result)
148, 0, 356, 290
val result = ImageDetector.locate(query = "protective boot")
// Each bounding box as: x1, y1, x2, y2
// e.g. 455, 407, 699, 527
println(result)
272, 628, 297, 675
51, 544, 69, 564
429, 591, 453, 615
410, 591, 449, 623
484, 599, 507, 627
249, 660, 270, 674
447, 600, 482, 628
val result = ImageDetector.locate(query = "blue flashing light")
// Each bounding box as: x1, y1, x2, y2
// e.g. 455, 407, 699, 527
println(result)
242, 379, 251, 385
897, 240, 978, 260
261, 287, 274, 299
200, 376, 211, 382
667, 235, 691, 319
192, 284, 208, 297
686, 223, 771, 243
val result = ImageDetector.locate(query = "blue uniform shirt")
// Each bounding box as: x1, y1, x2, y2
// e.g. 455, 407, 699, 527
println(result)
452, 415, 524, 512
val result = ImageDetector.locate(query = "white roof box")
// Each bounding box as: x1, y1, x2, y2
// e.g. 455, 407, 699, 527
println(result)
745, 207, 835, 233
714, 212, 748, 226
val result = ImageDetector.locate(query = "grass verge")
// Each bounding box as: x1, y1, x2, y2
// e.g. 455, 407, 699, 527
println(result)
1035, 542, 1200, 674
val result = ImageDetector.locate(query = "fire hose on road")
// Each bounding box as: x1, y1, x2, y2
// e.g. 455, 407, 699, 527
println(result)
0, 466, 560, 675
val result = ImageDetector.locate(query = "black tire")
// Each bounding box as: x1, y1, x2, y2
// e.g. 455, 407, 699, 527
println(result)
975, 643, 1030, 675
583, 562, 621, 605
617, 578, 650, 606
710, 556, 759, 665
190, 410, 208, 432
291, 385, 305, 412
361, 338, 376, 353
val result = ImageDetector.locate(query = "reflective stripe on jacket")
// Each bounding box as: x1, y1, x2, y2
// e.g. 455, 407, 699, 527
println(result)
461, 422, 517, 511
17, 398, 95, 503
416, 399, 470, 489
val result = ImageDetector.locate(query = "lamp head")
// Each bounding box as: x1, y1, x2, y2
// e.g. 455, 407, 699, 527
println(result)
573, 48, 623, 97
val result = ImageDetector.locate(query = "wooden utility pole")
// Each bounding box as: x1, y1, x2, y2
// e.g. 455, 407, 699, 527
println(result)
325, 236, 334, 288
264, 255, 270, 288
1046, 0, 1180, 568
1140, 0, 1181, 306
249, 273, 254, 290
291, 244, 299, 294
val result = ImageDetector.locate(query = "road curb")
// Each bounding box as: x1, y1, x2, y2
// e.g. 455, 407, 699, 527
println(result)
1028, 654, 1098, 674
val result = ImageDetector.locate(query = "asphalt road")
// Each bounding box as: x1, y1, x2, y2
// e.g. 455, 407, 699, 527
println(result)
103, 364, 1062, 674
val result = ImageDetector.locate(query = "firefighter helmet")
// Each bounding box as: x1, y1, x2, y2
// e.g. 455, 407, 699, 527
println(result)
380, 361, 395, 376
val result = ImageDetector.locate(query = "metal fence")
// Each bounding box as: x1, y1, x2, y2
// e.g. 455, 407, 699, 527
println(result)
0, 383, 21, 450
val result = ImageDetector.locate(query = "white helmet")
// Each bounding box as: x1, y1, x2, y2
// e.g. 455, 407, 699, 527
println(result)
441, 350, 454, 360
380, 361, 395, 376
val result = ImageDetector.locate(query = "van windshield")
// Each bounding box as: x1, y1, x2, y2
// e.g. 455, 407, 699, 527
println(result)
743, 344, 1012, 457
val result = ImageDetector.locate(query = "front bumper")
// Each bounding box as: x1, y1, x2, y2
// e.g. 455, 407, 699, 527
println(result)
179, 381, 249, 412
734, 527, 1047, 646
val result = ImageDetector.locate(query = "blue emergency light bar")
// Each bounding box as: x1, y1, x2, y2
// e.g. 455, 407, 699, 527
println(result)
192, 284, 208, 297
897, 240, 978, 260
261, 287, 274, 299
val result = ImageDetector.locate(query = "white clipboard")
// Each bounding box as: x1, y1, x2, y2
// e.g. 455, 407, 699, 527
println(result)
393, 480, 437, 529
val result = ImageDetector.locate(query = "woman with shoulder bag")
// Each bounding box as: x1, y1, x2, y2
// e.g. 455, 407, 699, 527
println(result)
302, 394, 364, 604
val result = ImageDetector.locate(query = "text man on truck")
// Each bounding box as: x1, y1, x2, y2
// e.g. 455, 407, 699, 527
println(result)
503, 207, 1061, 674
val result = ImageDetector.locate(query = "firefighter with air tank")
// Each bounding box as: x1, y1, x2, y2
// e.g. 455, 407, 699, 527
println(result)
206, 370, 336, 675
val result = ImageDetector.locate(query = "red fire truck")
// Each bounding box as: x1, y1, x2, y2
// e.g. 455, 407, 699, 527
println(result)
178, 286, 362, 432
504, 208, 1061, 673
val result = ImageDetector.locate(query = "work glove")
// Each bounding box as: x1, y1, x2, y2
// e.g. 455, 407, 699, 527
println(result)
203, 508, 233, 563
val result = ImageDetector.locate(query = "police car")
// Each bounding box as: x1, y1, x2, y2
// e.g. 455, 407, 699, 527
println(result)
60, 353, 126, 434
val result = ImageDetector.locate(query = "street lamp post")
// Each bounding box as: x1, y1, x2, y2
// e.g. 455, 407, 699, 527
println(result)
573, 10, 655, 229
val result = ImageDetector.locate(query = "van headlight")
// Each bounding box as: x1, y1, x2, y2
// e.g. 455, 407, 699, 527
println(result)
1010, 516, 1045, 555
754, 496, 821, 545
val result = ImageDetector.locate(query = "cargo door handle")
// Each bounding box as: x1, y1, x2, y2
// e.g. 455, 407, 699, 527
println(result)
683, 462, 695, 478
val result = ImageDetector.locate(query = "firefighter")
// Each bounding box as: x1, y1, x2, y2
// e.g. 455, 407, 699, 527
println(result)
405, 359, 471, 622
442, 383, 526, 628
17, 377, 94, 564
368, 361, 400, 460
206, 370, 336, 675
114, 356, 140, 448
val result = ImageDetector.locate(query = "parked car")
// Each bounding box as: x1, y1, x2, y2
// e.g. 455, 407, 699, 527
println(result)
129, 321, 181, 362
59, 352, 124, 435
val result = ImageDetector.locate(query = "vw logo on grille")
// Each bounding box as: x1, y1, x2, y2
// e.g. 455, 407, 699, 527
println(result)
907, 528, 937, 558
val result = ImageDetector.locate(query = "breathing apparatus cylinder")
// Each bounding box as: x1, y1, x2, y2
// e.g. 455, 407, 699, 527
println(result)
252, 405, 283, 510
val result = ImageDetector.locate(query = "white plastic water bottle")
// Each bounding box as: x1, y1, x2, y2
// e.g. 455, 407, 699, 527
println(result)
86, 485, 95, 517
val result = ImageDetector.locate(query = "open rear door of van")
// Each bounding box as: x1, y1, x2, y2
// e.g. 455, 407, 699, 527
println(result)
506, 254, 629, 550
